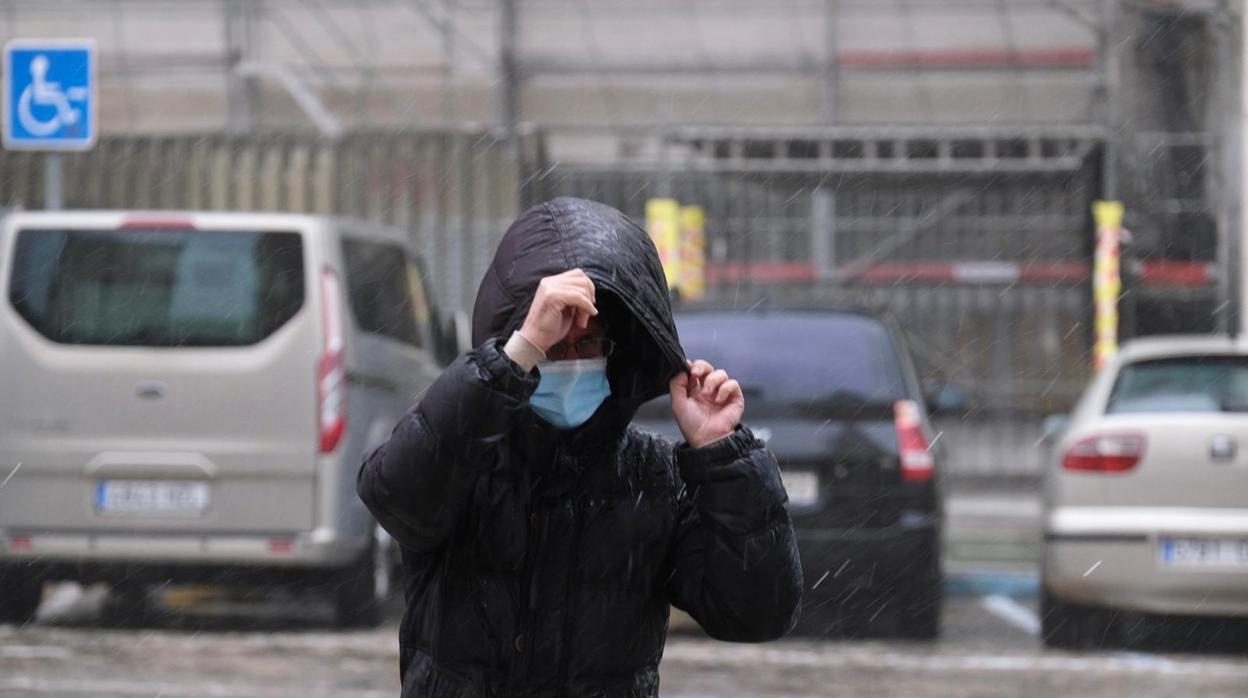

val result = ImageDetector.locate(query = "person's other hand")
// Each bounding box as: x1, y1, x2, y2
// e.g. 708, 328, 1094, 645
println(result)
518, 269, 598, 352
670, 359, 745, 449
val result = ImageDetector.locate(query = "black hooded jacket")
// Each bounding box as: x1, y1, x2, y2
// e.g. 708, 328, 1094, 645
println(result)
357, 198, 802, 697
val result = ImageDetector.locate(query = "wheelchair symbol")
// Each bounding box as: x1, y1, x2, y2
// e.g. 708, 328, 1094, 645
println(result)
18, 54, 89, 137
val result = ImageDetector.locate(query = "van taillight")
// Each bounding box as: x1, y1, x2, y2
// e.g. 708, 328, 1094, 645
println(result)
894, 400, 934, 483
318, 268, 346, 454
1062, 433, 1145, 473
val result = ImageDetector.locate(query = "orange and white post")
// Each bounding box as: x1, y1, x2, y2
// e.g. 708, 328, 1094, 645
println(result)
1092, 201, 1125, 371
646, 198, 681, 290
678, 205, 706, 301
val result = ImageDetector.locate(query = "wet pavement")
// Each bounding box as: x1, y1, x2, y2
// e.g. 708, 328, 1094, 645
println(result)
1, 586, 1246, 697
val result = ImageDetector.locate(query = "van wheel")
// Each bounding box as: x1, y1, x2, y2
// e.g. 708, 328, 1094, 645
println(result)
332, 532, 389, 629
0, 569, 43, 624
1041, 588, 1113, 650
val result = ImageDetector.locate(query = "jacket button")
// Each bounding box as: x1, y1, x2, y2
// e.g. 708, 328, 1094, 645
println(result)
514, 634, 526, 653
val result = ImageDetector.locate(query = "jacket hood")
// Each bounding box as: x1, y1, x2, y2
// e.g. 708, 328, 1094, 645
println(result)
472, 197, 687, 420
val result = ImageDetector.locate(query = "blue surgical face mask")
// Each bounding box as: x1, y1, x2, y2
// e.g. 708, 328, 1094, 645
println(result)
530, 357, 611, 430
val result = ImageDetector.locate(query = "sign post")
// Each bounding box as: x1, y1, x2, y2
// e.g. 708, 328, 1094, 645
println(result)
3, 39, 98, 209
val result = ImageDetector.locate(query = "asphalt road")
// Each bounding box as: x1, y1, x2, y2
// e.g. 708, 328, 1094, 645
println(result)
1, 584, 1246, 698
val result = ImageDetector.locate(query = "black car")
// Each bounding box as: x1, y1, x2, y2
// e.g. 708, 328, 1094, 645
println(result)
634, 306, 947, 638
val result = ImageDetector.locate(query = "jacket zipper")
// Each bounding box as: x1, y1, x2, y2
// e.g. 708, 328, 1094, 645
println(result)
555, 460, 585, 698
510, 444, 558, 692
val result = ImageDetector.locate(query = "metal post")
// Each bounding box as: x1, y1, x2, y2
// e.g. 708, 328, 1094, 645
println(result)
498, 0, 519, 135
821, 0, 839, 124
1212, 5, 1240, 337
442, 0, 457, 126
43, 154, 64, 210
1099, 0, 1119, 200
1239, 0, 1248, 336
811, 188, 835, 278
224, 0, 258, 133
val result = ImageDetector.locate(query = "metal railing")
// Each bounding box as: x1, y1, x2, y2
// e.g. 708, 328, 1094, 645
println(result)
0, 125, 1097, 479
0, 129, 536, 311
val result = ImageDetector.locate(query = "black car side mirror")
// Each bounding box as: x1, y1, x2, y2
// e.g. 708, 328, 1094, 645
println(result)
925, 385, 971, 416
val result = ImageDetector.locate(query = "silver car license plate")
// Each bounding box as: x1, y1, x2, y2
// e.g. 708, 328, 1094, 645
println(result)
96, 480, 210, 515
1159, 536, 1248, 568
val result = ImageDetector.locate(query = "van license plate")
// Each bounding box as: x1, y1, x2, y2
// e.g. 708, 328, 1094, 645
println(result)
96, 481, 210, 515
1160, 537, 1248, 568
781, 471, 818, 507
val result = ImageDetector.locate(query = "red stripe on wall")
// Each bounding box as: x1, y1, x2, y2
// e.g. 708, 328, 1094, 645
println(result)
704, 260, 1213, 287
837, 47, 1097, 70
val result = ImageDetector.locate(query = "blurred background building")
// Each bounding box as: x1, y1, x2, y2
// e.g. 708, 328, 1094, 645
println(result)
0, 0, 1241, 482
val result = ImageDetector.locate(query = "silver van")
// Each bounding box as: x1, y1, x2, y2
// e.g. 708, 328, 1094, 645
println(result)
0, 211, 448, 627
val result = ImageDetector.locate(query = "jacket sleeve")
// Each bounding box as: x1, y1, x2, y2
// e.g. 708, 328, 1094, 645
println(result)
665, 426, 803, 641
356, 339, 538, 553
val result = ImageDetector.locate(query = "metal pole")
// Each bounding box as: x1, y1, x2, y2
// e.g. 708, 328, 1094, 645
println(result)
1211, 5, 1240, 337
43, 154, 64, 210
498, 0, 519, 135
821, 0, 839, 123
1099, 0, 1118, 200
224, 0, 258, 133
442, 0, 457, 126
1239, 0, 1248, 336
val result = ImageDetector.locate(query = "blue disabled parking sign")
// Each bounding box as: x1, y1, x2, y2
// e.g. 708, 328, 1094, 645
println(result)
3, 39, 97, 151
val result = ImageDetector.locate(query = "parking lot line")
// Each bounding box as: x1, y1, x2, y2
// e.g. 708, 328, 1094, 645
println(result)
980, 594, 1041, 636
0, 645, 71, 659
661, 641, 1248, 678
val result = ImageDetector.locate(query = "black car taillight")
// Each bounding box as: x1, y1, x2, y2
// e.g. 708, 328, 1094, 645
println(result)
895, 400, 934, 483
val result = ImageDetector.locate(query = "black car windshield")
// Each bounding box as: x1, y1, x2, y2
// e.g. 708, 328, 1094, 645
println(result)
1107, 356, 1248, 414
670, 311, 908, 411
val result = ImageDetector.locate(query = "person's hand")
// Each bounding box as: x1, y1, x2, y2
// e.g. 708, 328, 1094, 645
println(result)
670, 359, 745, 449
518, 269, 598, 352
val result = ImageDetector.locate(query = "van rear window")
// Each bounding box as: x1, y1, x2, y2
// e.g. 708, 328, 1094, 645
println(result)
7, 228, 305, 347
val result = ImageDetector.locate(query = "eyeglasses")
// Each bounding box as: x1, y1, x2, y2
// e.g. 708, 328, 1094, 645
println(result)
546, 336, 615, 360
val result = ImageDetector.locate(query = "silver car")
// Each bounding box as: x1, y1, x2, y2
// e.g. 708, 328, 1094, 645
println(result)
0, 211, 446, 627
1041, 335, 1248, 648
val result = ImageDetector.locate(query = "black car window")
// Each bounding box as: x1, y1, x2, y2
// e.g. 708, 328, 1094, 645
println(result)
8, 228, 305, 347
669, 311, 908, 411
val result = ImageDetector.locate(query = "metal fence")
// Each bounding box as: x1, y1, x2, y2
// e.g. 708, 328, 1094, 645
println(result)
532, 127, 1102, 480
0, 130, 535, 312
0, 126, 1100, 479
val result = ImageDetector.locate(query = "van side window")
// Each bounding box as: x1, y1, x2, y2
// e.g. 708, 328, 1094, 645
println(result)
341, 239, 422, 348
406, 260, 432, 331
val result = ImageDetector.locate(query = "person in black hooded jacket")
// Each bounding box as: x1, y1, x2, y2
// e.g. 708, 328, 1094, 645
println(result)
357, 197, 802, 698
